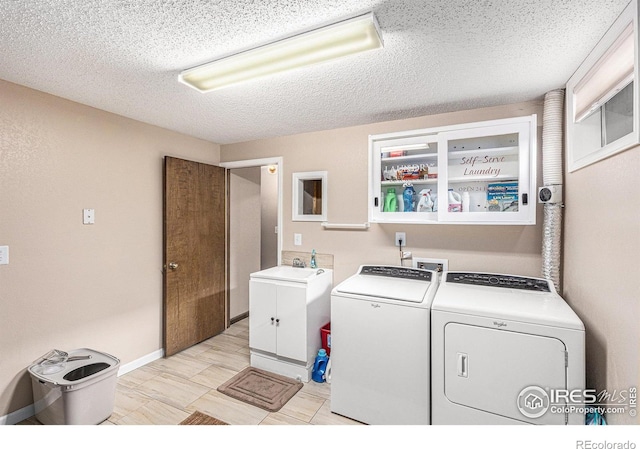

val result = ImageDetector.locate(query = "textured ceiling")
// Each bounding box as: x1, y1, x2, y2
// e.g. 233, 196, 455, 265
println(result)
0, 0, 631, 144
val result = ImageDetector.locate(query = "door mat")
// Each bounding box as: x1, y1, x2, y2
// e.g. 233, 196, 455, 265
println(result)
217, 367, 303, 412
180, 411, 228, 425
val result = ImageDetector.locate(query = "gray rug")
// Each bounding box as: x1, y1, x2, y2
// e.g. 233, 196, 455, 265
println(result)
217, 367, 303, 412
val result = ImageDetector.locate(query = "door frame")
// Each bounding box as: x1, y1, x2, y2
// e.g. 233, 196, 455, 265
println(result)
220, 157, 283, 325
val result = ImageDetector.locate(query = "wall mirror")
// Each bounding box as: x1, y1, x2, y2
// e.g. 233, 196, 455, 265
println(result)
292, 171, 327, 221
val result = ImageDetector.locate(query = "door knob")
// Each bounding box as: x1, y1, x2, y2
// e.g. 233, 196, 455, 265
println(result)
168, 262, 179, 270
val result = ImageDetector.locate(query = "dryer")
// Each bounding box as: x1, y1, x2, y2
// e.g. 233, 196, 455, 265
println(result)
330, 265, 439, 425
431, 272, 585, 425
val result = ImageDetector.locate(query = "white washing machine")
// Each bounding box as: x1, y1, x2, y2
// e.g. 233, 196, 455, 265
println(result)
330, 265, 439, 425
431, 272, 585, 425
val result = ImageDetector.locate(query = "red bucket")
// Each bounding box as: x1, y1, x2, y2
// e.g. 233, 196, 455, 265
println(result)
321, 322, 331, 356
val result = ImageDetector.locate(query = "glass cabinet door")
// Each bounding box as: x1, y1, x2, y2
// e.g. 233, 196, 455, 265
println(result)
437, 120, 535, 224
370, 134, 440, 223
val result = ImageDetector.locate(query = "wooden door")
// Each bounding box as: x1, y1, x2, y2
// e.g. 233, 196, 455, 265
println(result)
163, 156, 227, 357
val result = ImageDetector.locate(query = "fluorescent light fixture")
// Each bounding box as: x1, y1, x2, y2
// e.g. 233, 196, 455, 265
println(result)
573, 22, 635, 122
179, 12, 383, 92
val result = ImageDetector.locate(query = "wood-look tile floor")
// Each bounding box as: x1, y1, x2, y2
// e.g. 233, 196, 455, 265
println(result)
19, 318, 361, 426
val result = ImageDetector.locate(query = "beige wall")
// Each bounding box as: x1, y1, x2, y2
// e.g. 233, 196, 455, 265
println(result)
221, 101, 545, 285
228, 167, 262, 319
563, 147, 640, 425
260, 166, 279, 270
0, 80, 220, 417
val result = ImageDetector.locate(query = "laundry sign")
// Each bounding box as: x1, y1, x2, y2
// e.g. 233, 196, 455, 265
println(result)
448, 151, 519, 179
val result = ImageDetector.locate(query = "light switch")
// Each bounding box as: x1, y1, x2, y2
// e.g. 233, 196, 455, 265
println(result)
83, 209, 95, 225
0, 246, 8, 265
294, 233, 302, 246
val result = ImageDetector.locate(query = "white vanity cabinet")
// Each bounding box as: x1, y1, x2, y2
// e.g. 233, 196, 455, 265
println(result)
249, 266, 332, 381
369, 115, 537, 225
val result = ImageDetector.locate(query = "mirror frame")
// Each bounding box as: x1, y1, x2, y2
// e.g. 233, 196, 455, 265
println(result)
292, 171, 328, 222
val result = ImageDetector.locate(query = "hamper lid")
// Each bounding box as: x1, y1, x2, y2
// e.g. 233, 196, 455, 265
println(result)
28, 348, 119, 386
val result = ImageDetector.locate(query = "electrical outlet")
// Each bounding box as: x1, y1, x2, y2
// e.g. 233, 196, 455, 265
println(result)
395, 232, 406, 247
413, 257, 449, 273
83, 209, 95, 225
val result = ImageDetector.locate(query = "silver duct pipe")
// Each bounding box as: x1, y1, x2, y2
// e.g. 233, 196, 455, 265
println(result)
541, 90, 565, 289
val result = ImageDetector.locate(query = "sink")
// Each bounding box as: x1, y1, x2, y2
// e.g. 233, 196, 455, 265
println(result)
250, 266, 325, 283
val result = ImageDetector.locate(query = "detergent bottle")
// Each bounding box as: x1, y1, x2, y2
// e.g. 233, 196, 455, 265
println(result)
383, 188, 397, 212
312, 349, 329, 383
448, 189, 462, 212
461, 192, 471, 212
403, 183, 416, 212
417, 189, 434, 212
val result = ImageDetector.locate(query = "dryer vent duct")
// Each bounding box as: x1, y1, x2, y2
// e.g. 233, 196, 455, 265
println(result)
541, 89, 565, 289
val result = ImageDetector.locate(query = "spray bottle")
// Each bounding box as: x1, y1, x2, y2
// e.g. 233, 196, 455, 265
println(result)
417, 189, 434, 212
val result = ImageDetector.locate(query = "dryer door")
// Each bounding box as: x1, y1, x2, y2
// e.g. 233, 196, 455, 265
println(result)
444, 323, 567, 424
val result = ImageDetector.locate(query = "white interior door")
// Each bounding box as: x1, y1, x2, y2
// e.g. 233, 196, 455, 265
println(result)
444, 323, 567, 425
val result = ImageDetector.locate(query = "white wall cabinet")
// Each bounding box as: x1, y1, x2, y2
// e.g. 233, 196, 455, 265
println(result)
249, 266, 332, 381
369, 115, 537, 225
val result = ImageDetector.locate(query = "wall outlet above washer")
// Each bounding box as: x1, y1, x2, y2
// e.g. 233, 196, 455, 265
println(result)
413, 257, 448, 273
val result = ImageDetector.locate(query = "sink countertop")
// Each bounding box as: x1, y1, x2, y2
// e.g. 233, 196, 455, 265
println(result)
250, 265, 331, 283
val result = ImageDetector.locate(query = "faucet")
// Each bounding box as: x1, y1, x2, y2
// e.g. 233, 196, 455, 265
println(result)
292, 257, 306, 268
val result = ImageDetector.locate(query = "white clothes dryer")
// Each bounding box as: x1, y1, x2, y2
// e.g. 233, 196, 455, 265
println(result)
330, 265, 439, 425
431, 272, 585, 425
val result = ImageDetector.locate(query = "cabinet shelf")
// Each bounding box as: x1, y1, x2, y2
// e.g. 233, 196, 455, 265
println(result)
447, 146, 518, 159
382, 153, 437, 163
381, 179, 437, 186
448, 175, 518, 183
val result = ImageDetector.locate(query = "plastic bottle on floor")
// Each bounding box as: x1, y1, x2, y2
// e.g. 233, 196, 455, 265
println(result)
312, 349, 329, 383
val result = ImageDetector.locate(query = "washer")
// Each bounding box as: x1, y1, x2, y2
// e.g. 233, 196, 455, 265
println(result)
330, 265, 439, 424
431, 272, 585, 425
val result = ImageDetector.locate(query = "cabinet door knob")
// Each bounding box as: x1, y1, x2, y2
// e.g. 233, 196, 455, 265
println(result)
271, 317, 275, 322
276, 318, 280, 324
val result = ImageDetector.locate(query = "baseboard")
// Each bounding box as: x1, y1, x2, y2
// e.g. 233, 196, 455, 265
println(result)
0, 404, 35, 426
117, 348, 164, 377
230, 312, 249, 325
1, 348, 165, 425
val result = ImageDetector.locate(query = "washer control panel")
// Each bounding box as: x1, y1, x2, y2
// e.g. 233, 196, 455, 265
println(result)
446, 272, 550, 292
359, 265, 432, 282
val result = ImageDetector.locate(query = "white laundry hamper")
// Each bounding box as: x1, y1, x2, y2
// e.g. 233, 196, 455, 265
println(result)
28, 348, 120, 425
